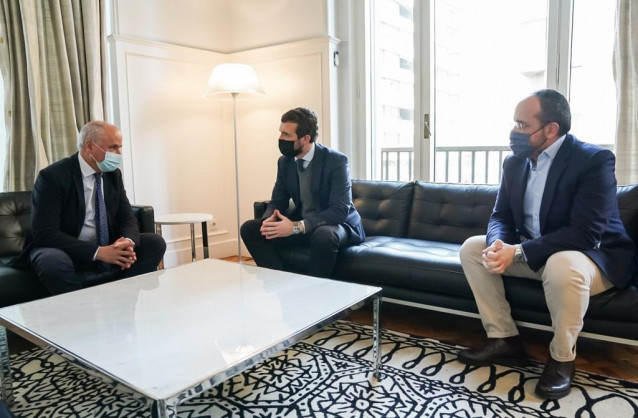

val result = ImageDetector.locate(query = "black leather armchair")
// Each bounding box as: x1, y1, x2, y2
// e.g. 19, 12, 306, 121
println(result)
0, 191, 157, 307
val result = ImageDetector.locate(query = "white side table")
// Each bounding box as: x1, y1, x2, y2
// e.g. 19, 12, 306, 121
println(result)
155, 213, 214, 267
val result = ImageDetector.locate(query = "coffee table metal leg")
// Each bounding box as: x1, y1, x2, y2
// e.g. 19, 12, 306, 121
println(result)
201, 221, 209, 259
153, 399, 178, 418
0, 327, 14, 405
372, 296, 385, 380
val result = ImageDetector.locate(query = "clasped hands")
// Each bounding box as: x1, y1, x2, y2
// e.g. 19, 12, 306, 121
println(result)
481, 239, 516, 274
260, 209, 294, 239
97, 237, 137, 269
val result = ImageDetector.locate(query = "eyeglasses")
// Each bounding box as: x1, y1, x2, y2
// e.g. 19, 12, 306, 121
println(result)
512, 121, 553, 131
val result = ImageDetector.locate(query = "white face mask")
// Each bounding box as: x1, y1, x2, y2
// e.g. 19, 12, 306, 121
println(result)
91, 142, 122, 172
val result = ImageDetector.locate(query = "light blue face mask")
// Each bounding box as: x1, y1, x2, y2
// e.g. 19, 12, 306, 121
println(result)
92, 142, 122, 172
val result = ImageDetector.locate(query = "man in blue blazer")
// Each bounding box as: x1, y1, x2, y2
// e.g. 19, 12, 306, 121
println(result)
241, 107, 364, 278
29, 121, 166, 294
458, 90, 636, 399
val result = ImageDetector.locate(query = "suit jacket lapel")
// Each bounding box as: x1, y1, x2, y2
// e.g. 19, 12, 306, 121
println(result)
539, 135, 572, 234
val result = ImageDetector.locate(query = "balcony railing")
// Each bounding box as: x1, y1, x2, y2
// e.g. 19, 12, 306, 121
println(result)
381, 144, 613, 183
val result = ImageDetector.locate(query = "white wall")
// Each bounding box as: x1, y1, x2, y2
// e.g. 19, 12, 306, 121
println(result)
113, 0, 228, 52
226, 0, 329, 52
108, 0, 338, 267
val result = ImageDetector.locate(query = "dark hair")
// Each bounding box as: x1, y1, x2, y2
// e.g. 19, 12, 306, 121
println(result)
280, 107, 319, 143
533, 89, 571, 136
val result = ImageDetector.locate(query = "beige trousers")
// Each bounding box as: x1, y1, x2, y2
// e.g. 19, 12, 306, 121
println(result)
459, 235, 614, 362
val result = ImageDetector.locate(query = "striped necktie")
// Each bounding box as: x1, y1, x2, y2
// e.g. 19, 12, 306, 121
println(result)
94, 173, 109, 246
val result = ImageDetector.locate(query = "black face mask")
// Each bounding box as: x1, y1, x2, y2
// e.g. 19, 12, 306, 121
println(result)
278, 139, 302, 157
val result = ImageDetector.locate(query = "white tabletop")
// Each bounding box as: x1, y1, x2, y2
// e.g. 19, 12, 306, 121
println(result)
0, 259, 381, 402
154, 213, 213, 224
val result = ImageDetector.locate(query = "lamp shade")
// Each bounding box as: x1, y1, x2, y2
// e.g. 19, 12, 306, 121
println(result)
203, 63, 265, 98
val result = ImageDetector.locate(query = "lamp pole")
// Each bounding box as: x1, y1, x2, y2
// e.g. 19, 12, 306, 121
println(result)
232, 92, 243, 264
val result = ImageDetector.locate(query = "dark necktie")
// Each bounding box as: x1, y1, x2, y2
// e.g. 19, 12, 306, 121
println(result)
94, 173, 109, 246
296, 159, 305, 173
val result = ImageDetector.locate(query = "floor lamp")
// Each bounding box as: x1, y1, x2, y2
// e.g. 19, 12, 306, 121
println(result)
203, 63, 265, 263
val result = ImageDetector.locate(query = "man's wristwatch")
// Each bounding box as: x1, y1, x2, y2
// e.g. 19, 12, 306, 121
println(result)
292, 222, 301, 235
514, 244, 525, 262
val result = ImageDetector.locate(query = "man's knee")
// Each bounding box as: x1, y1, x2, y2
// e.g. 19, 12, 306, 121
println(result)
460, 235, 487, 264
30, 248, 74, 276
543, 252, 592, 290
241, 219, 263, 240
309, 226, 340, 251
138, 233, 167, 260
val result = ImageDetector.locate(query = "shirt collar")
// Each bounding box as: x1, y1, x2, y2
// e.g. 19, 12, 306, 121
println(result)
296, 142, 315, 163
78, 152, 98, 178
529, 134, 566, 168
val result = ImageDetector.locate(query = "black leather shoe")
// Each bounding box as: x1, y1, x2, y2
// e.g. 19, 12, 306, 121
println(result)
458, 337, 527, 366
535, 359, 575, 399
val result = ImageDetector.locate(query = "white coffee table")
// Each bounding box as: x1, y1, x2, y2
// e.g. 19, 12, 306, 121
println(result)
0, 259, 383, 417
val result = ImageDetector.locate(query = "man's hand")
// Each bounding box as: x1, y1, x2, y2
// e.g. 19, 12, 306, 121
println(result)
96, 237, 137, 269
481, 239, 516, 274
260, 209, 294, 239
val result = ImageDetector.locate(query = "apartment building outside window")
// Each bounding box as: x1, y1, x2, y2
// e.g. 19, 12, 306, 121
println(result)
368, 0, 617, 184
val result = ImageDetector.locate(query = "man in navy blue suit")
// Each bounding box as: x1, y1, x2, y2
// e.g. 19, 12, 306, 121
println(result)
241, 107, 364, 278
458, 90, 636, 399
29, 121, 166, 295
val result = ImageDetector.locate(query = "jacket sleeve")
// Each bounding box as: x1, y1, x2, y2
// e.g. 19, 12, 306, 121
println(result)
264, 157, 293, 219
486, 160, 517, 246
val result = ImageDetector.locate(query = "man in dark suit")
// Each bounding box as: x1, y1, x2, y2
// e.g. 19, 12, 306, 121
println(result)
29, 121, 166, 295
458, 90, 636, 399
240, 107, 364, 278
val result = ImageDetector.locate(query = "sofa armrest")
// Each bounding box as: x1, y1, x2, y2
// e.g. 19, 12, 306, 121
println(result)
132, 205, 155, 234
254, 201, 269, 219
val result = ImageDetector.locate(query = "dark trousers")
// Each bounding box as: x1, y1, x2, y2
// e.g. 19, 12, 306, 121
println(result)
240, 218, 359, 278
30, 233, 166, 295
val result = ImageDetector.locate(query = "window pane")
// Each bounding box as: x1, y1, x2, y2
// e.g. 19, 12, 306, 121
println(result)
434, 0, 548, 183
569, 1, 616, 147
371, 0, 414, 181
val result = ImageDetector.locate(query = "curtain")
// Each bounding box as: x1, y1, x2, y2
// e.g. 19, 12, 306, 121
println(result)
0, 0, 104, 192
614, 0, 638, 185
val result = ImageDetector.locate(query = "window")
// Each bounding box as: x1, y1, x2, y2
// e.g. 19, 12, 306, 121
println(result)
366, 0, 617, 183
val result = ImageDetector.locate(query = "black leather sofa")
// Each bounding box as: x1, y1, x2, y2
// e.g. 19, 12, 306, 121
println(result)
254, 180, 638, 343
0, 191, 157, 308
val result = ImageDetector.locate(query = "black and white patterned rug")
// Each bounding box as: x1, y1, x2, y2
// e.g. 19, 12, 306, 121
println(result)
7, 320, 638, 417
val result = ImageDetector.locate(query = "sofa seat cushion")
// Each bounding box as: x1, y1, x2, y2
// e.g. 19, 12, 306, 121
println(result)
334, 236, 472, 298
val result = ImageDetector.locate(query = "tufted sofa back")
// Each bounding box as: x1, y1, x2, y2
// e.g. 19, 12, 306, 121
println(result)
352, 180, 414, 238
408, 182, 498, 244
0, 192, 32, 258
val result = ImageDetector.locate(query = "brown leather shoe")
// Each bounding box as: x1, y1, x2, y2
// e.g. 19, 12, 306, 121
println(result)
535, 359, 575, 399
458, 337, 527, 366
